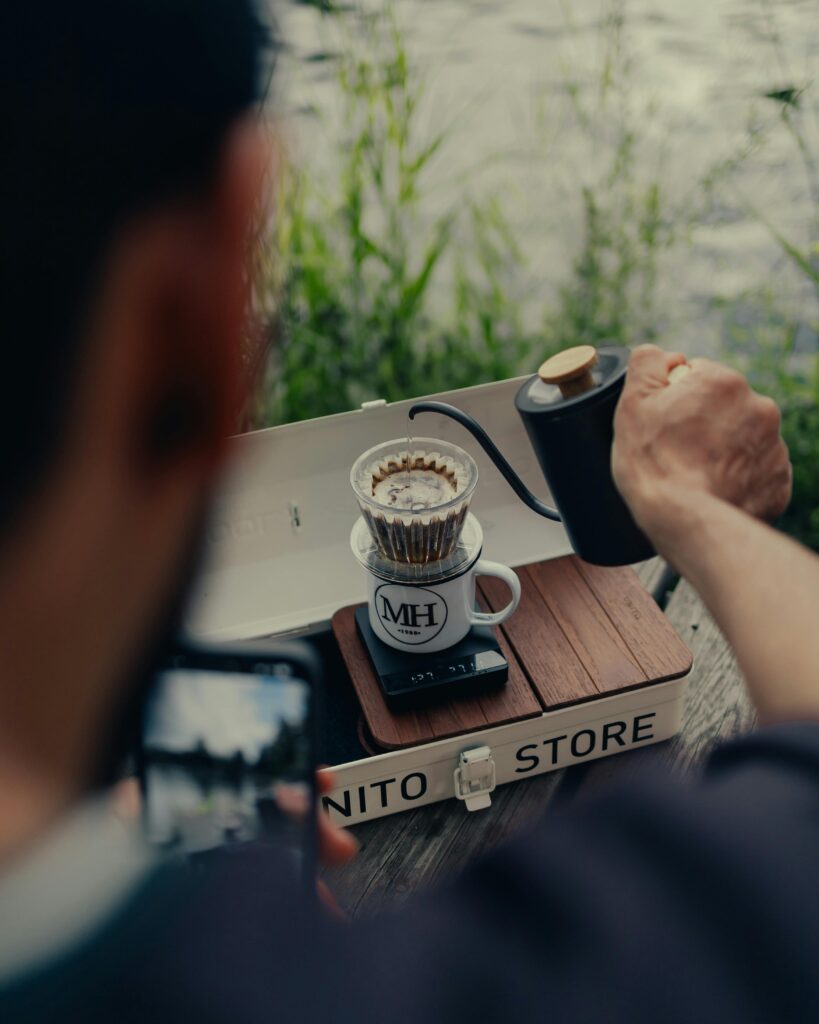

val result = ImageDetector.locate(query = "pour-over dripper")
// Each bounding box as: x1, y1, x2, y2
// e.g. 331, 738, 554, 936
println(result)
350, 437, 478, 564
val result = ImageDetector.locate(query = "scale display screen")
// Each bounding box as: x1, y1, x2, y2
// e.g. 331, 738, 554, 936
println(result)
384, 650, 507, 691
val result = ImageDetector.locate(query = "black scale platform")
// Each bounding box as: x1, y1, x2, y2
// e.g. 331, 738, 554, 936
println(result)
354, 607, 507, 712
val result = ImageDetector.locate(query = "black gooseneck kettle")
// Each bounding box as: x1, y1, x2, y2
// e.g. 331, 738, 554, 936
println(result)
408, 344, 654, 567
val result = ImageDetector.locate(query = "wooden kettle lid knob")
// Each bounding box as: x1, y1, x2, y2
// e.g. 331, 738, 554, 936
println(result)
538, 345, 599, 399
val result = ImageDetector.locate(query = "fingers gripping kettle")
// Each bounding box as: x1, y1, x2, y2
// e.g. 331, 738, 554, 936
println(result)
409, 345, 654, 567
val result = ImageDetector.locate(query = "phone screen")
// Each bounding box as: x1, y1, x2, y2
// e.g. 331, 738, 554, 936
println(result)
142, 659, 314, 866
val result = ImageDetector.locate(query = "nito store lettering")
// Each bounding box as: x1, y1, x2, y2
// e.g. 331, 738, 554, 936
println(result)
514, 712, 657, 774
323, 772, 429, 818
321, 713, 657, 819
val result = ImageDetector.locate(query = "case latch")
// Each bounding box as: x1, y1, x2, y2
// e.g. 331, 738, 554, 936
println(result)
454, 746, 496, 812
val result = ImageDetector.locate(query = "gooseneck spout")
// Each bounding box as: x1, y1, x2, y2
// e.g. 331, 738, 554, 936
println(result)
408, 401, 562, 523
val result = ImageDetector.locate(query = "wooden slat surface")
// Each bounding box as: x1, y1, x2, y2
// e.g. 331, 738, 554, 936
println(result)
526, 558, 645, 692
322, 764, 566, 919
482, 558, 692, 708
478, 569, 599, 707
573, 559, 692, 681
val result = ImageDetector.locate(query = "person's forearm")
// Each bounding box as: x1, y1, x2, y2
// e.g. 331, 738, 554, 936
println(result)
657, 494, 819, 724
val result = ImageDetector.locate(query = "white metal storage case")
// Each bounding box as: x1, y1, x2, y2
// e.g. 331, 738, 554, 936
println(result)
188, 377, 690, 825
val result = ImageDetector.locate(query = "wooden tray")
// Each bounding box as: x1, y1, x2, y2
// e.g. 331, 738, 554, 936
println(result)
331, 555, 692, 750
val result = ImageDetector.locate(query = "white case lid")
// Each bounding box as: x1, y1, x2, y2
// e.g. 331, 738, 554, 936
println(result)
188, 376, 572, 640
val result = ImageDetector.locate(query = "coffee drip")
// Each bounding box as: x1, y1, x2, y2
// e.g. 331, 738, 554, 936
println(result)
370, 452, 463, 511
350, 437, 478, 565
373, 468, 456, 510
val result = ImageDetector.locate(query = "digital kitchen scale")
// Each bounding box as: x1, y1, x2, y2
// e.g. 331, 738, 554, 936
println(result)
354, 606, 508, 712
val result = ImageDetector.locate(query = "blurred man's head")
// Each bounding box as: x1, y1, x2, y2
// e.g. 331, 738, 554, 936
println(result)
0, 1, 270, 848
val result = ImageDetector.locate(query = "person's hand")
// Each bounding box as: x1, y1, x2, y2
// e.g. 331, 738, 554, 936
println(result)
275, 770, 358, 919
314, 770, 359, 866
612, 345, 792, 555
316, 771, 358, 918
110, 776, 142, 822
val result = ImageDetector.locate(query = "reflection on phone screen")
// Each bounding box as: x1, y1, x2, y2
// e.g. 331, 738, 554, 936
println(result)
143, 669, 312, 860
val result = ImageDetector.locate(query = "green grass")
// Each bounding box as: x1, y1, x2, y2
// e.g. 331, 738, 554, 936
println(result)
253, 10, 539, 426
715, 57, 819, 551
722, 290, 819, 550
543, 4, 673, 351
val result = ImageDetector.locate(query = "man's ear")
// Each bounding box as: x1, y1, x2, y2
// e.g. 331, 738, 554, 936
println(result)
122, 119, 270, 478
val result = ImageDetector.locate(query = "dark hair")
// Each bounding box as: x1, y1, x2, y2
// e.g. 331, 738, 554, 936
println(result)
0, 0, 269, 530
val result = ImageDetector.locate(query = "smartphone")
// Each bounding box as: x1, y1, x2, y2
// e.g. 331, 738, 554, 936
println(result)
140, 640, 319, 883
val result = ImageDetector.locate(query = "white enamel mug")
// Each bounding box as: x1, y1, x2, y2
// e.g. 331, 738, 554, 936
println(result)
366, 558, 521, 654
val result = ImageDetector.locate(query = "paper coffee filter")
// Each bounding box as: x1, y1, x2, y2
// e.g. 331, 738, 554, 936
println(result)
350, 513, 484, 585
350, 437, 478, 565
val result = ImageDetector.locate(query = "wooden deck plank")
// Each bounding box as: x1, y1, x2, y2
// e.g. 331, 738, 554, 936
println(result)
631, 557, 671, 599
323, 769, 565, 918
633, 557, 667, 592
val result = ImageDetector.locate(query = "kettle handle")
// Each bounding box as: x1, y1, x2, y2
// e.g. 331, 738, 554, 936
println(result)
408, 401, 562, 523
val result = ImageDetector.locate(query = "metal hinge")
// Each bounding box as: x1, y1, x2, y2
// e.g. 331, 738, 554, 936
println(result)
453, 746, 496, 812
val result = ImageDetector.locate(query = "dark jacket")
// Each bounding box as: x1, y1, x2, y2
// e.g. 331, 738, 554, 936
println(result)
1, 724, 817, 1023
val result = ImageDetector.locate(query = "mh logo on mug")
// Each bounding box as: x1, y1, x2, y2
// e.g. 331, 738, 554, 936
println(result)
375, 584, 448, 646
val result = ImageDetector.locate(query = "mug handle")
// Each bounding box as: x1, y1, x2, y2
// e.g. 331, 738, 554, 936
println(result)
469, 560, 522, 627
